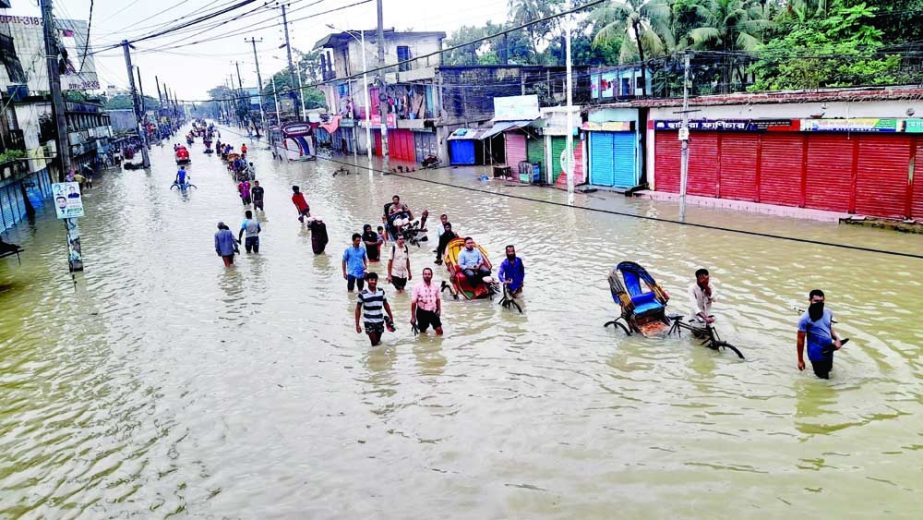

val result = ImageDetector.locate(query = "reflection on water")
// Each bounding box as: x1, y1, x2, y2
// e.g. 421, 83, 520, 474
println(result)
1, 126, 922, 518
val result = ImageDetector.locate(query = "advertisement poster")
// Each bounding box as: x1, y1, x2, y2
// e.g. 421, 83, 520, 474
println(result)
52, 182, 84, 219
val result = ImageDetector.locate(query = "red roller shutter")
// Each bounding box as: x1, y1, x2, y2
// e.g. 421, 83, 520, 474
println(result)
855, 135, 912, 218
688, 132, 719, 197
718, 134, 758, 201
655, 131, 680, 193
912, 137, 923, 219
390, 130, 415, 162
804, 134, 854, 213
374, 130, 382, 157
759, 134, 803, 207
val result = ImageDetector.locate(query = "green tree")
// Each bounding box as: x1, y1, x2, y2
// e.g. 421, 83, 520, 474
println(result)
104, 94, 160, 111
592, 0, 672, 95
686, 0, 772, 92
750, 0, 901, 90
508, 0, 563, 56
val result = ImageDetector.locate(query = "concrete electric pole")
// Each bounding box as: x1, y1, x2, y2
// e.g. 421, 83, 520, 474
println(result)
245, 37, 267, 137
280, 3, 304, 120
41, 0, 84, 272
376, 0, 388, 159
679, 52, 691, 223
121, 40, 151, 168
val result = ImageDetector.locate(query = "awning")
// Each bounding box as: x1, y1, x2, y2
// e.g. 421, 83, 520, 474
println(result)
480, 120, 535, 140
448, 128, 483, 140
319, 115, 341, 134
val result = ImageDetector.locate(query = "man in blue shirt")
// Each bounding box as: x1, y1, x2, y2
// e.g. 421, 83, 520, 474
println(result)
341, 233, 368, 292
458, 236, 490, 288
238, 210, 262, 254
498, 245, 525, 295
175, 166, 188, 187
797, 289, 843, 379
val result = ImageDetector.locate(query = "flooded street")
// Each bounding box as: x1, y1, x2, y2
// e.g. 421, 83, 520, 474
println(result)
2, 126, 923, 518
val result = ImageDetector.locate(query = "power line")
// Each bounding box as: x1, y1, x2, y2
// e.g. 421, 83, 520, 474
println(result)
130, 0, 365, 55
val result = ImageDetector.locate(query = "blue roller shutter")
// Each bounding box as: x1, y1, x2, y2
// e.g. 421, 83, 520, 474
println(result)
590, 132, 614, 187
450, 140, 475, 165
612, 132, 636, 188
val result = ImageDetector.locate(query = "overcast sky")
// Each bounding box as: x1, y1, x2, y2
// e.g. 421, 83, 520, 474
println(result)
17, 0, 517, 100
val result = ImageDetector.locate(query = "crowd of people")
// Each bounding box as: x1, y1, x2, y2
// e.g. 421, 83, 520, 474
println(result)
204, 124, 846, 378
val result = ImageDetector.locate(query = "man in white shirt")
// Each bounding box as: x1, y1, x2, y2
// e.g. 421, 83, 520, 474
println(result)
689, 268, 716, 324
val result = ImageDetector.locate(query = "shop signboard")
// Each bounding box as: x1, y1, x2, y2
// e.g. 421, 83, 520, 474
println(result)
904, 119, 923, 133
800, 118, 899, 133
654, 119, 797, 132
493, 95, 539, 121
581, 121, 633, 132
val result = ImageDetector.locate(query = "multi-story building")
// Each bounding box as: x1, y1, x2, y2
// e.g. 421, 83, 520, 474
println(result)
314, 29, 446, 161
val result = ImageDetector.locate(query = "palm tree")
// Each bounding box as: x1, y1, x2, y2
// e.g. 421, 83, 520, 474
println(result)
686, 0, 772, 92
592, 0, 672, 96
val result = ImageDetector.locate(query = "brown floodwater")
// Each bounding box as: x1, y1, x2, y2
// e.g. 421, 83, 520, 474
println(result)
1, 125, 922, 518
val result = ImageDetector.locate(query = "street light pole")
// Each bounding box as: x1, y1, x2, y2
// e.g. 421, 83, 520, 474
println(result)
679, 52, 691, 223
564, 0, 575, 195
376, 0, 388, 159
327, 24, 374, 161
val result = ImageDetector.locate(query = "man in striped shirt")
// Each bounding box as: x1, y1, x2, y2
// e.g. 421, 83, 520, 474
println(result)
355, 272, 396, 346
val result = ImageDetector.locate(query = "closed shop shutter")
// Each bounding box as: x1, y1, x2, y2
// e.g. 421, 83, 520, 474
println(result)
505, 132, 527, 169
718, 133, 758, 202
855, 134, 912, 218
374, 130, 382, 157
913, 137, 923, 219
804, 134, 854, 213
612, 132, 635, 188
688, 132, 719, 197
389, 130, 409, 161
551, 137, 566, 183
654, 131, 680, 192
450, 140, 476, 165
759, 134, 803, 207
527, 137, 545, 179
574, 140, 585, 184
414, 132, 436, 162
590, 132, 614, 186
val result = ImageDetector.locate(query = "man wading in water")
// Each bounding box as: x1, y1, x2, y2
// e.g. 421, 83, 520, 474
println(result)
355, 272, 396, 346
797, 289, 844, 379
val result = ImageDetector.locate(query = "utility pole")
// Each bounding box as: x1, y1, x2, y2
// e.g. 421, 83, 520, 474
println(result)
376, 0, 388, 159
281, 4, 299, 111
235, 61, 246, 128
41, 0, 83, 273
155, 75, 163, 104
271, 76, 282, 154
135, 66, 150, 149
246, 37, 266, 137
564, 0, 575, 195
295, 62, 307, 122
679, 52, 691, 223
41, 0, 71, 180
122, 40, 151, 168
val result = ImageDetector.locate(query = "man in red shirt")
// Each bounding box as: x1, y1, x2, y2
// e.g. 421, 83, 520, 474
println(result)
291, 185, 310, 222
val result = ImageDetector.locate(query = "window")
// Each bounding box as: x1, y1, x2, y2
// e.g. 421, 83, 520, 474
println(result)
397, 46, 411, 72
